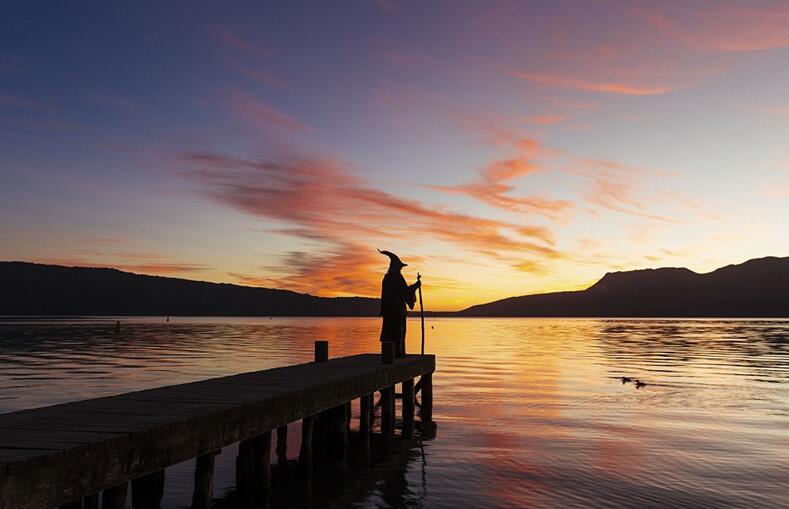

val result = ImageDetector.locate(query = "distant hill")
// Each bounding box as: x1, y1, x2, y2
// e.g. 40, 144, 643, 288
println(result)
3, 257, 788, 317
458, 256, 789, 317
0, 262, 379, 316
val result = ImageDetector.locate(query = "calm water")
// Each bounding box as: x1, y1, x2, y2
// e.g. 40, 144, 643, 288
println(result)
1, 317, 788, 508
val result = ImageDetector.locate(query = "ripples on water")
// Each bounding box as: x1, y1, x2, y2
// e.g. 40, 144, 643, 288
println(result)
1, 317, 787, 508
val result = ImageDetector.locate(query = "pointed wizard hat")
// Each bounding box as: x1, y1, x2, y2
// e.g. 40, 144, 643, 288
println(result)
378, 249, 407, 268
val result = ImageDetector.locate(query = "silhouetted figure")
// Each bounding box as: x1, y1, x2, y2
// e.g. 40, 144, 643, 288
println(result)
378, 250, 420, 358
114, 320, 121, 334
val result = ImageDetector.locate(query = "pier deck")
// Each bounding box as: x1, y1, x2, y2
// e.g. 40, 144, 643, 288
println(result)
0, 352, 435, 508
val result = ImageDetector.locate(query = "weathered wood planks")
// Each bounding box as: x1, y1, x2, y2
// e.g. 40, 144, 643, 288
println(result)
0, 353, 435, 509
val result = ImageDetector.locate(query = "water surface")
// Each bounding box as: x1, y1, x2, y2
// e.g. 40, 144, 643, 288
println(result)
1, 317, 787, 508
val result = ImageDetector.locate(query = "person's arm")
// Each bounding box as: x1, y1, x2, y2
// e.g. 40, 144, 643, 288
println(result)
405, 279, 420, 309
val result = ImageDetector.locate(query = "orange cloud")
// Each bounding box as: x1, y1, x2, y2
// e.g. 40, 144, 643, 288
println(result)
432, 138, 572, 220
509, 70, 684, 96
526, 114, 568, 125
182, 151, 561, 295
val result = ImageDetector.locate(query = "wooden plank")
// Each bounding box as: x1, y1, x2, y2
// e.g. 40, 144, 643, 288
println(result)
0, 353, 435, 509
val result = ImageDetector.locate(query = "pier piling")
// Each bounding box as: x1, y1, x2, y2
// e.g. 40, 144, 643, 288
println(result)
192, 450, 219, 509
276, 426, 288, 468
402, 378, 415, 438
101, 482, 128, 509
131, 469, 164, 509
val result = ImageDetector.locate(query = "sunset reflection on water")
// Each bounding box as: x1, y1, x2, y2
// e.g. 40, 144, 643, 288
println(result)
1, 317, 787, 507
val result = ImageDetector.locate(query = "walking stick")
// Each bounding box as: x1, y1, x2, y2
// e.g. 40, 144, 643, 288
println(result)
418, 273, 425, 355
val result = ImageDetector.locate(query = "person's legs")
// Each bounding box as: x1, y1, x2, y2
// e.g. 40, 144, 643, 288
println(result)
397, 318, 407, 357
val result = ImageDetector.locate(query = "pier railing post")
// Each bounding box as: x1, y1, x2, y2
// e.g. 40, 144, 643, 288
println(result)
102, 482, 128, 509
402, 378, 415, 438
192, 449, 220, 509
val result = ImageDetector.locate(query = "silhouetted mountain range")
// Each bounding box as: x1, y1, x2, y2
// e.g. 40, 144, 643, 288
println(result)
0, 262, 379, 316
458, 256, 789, 317
1, 257, 788, 317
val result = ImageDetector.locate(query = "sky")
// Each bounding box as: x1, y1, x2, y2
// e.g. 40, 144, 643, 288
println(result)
2, 1, 789, 310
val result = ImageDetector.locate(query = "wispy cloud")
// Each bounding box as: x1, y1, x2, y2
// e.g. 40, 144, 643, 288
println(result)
431, 132, 571, 220
573, 159, 677, 222
509, 70, 684, 96
228, 92, 308, 132
182, 151, 560, 294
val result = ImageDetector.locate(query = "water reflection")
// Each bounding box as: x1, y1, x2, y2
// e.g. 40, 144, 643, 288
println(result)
1, 317, 788, 507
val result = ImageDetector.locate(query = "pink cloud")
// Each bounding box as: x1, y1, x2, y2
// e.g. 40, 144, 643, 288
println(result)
509, 70, 685, 96
525, 114, 568, 125
182, 151, 561, 295
229, 92, 308, 132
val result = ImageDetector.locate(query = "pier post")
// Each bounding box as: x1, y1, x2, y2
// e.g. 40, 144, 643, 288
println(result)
299, 416, 314, 472
101, 482, 128, 509
192, 449, 220, 509
381, 386, 395, 438
326, 403, 348, 468
382, 341, 394, 364
236, 432, 272, 508
359, 393, 372, 437
131, 469, 165, 509
83, 493, 99, 509
276, 425, 288, 468
421, 372, 433, 423
402, 378, 415, 438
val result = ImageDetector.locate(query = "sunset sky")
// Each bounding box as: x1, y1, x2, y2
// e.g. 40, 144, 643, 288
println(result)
2, 1, 789, 310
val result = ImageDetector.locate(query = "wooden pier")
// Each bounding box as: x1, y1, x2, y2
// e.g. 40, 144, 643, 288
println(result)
0, 343, 436, 509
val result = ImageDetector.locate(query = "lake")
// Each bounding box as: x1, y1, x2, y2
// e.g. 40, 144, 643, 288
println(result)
1, 317, 787, 508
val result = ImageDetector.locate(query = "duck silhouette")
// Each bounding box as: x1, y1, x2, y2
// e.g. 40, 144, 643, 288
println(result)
634, 380, 646, 389
621, 376, 632, 384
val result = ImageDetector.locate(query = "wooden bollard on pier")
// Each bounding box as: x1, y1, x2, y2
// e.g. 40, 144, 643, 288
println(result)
299, 340, 329, 472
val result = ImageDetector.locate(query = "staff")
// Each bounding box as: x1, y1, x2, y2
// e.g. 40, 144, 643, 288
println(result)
418, 272, 425, 355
